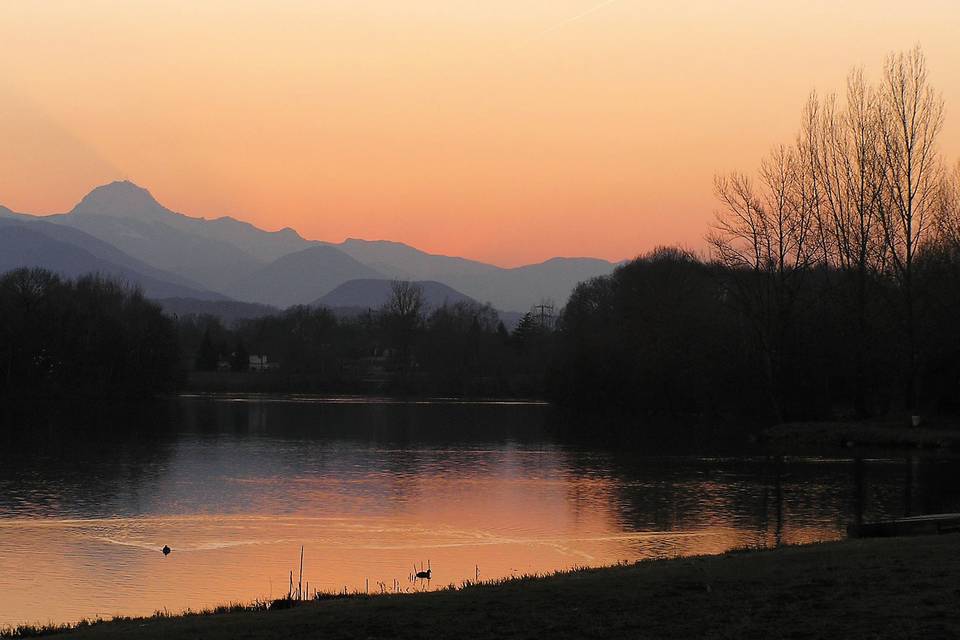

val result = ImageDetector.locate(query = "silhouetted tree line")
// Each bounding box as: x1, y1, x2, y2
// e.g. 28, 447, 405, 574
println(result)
550, 48, 960, 421
176, 281, 554, 397
0, 268, 179, 402
8, 47, 960, 423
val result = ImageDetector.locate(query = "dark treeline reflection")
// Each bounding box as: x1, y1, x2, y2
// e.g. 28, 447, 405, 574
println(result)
5, 390, 958, 536
5, 397, 960, 626
0, 399, 181, 519
177, 396, 553, 445
4, 397, 960, 537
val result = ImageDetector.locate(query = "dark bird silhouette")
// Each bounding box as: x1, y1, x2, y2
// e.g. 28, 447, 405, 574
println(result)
415, 560, 431, 579
162, 545, 171, 556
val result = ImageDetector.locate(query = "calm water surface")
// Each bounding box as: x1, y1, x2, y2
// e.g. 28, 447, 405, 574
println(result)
2, 395, 959, 627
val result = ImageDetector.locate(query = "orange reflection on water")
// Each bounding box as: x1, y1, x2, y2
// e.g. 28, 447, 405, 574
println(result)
3, 398, 878, 628
0, 465, 839, 628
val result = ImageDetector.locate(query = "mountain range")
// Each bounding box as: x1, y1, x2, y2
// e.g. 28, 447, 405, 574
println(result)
0, 181, 617, 315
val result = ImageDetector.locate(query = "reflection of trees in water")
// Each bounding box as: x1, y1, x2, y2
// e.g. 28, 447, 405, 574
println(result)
553, 421, 960, 549
7, 398, 960, 544
151, 397, 565, 516
168, 401, 960, 543
176, 397, 553, 445
0, 400, 180, 518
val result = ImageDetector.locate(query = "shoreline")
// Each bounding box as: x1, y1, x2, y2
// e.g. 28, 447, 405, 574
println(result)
766, 419, 960, 449
176, 391, 550, 406
7, 534, 960, 639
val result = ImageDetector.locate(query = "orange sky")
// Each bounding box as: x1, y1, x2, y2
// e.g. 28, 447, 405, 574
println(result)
1, 1, 959, 266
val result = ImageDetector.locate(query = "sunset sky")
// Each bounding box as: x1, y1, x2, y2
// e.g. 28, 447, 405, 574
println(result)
2, 1, 959, 266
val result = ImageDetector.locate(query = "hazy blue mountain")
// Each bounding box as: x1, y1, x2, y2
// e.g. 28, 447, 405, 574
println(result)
157, 297, 279, 324
0, 220, 227, 300
0, 205, 41, 222
331, 239, 615, 311
184, 216, 310, 263
332, 238, 501, 281
497, 257, 617, 310
0, 215, 214, 293
3, 181, 617, 310
225, 245, 384, 309
66, 181, 313, 261
314, 278, 477, 310
42, 182, 267, 292
69, 181, 181, 221
8, 181, 312, 293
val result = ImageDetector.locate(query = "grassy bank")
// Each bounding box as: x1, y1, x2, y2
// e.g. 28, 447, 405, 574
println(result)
11, 535, 960, 639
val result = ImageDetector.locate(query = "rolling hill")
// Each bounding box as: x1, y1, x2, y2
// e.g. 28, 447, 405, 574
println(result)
224, 246, 383, 308
314, 278, 476, 310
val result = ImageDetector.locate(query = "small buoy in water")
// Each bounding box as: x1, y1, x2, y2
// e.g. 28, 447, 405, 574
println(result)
162, 545, 171, 556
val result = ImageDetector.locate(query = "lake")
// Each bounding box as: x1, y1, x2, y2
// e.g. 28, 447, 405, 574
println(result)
2, 395, 959, 628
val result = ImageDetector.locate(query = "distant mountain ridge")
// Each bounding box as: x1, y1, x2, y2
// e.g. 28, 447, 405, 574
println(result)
329, 238, 615, 312
0, 215, 211, 291
0, 218, 227, 300
68, 182, 312, 262
0, 181, 618, 312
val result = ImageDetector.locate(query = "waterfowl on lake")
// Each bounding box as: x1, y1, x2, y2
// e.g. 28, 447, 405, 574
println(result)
415, 560, 431, 579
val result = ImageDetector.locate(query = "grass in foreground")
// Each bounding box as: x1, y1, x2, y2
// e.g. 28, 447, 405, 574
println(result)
7, 535, 960, 639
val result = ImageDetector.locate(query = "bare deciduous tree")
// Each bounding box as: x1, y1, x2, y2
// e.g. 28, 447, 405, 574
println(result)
878, 47, 944, 273
384, 280, 425, 321
812, 72, 887, 274
708, 145, 817, 419
876, 46, 944, 410
711, 47, 951, 418
806, 71, 887, 415
935, 161, 960, 252
381, 280, 425, 373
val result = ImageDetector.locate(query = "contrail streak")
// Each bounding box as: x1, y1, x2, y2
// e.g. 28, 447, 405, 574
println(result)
537, 0, 622, 37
